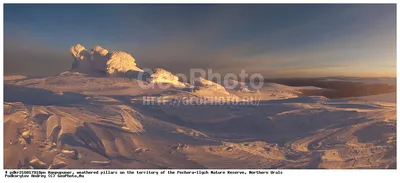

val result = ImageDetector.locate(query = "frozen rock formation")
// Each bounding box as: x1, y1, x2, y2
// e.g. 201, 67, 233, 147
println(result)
92, 46, 109, 56
147, 68, 185, 87
106, 51, 143, 76
69, 44, 143, 76
194, 77, 226, 90
90, 46, 109, 73
70, 44, 89, 62
193, 77, 230, 95
69, 44, 91, 71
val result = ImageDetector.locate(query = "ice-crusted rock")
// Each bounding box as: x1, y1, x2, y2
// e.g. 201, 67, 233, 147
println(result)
147, 68, 185, 87
70, 44, 88, 61
91, 46, 110, 73
91, 46, 109, 56
106, 51, 143, 76
194, 77, 226, 91
69, 44, 143, 76
193, 77, 230, 95
70, 44, 91, 70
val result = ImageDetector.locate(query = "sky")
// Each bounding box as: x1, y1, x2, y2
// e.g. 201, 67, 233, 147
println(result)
3, 4, 397, 77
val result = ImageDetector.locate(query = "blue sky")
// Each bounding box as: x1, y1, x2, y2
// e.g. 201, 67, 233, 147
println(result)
4, 4, 396, 77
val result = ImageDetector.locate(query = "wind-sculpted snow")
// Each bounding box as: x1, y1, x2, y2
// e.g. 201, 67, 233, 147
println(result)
3, 73, 396, 169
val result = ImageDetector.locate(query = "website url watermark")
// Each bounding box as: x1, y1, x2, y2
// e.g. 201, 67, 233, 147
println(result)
142, 96, 261, 106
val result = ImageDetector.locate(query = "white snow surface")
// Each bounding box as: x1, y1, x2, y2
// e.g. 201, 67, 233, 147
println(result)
3, 74, 396, 169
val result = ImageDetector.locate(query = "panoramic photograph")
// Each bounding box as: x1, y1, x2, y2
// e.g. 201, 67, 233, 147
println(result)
3, 4, 396, 170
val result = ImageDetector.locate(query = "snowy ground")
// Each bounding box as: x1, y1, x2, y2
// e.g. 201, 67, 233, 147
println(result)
3, 74, 396, 169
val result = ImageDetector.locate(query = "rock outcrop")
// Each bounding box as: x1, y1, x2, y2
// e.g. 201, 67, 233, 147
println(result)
69, 44, 91, 71
106, 51, 143, 76
193, 77, 230, 96
194, 77, 226, 91
69, 44, 143, 76
147, 68, 185, 87
90, 46, 109, 73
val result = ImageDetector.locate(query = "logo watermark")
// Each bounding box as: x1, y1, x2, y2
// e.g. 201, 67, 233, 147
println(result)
135, 68, 264, 90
